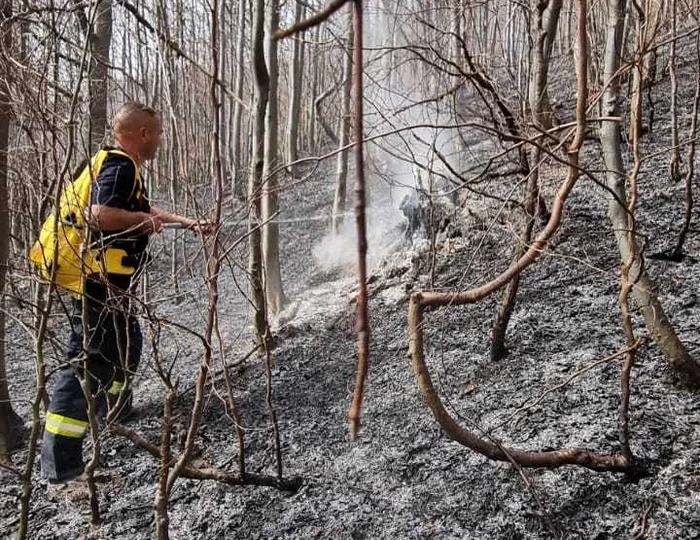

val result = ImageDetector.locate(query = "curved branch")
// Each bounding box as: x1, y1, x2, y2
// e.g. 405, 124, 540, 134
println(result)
408, 296, 629, 472
407, 0, 632, 473
274, 0, 350, 40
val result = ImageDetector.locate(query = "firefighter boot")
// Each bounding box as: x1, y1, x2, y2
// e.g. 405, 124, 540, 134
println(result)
41, 430, 85, 484
41, 367, 89, 483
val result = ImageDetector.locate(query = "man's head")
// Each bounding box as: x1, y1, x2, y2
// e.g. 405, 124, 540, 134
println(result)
112, 102, 162, 164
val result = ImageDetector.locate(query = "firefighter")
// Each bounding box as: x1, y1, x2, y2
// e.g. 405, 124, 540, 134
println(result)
399, 190, 427, 242
41, 102, 212, 483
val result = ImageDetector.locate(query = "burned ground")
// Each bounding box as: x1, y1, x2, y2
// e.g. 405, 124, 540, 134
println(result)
2, 76, 700, 540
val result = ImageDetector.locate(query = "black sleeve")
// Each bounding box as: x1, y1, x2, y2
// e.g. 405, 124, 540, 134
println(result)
90, 156, 138, 210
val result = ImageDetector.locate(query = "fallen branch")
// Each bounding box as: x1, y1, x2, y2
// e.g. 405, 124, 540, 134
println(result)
409, 295, 630, 472
111, 424, 302, 492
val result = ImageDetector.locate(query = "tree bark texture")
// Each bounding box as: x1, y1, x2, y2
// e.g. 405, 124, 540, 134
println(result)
332, 7, 353, 234
600, 0, 700, 387
528, 0, 563, 129
88, 0, 112, 152
286, 1, 304, 175
347, 0, 369, 441
231, 0, 247, 201
248, 0, 270, 346
0, 0, 24, 461
262, 0, 285, 315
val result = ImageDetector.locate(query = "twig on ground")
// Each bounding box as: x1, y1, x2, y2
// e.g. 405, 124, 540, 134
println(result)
629, 504, 652, 540
494, 337, 648, 433
111, 424, 302, 492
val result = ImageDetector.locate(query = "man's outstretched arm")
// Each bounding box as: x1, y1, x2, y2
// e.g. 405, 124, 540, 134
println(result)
150, 206, 213, 233
89, 205, 162, 234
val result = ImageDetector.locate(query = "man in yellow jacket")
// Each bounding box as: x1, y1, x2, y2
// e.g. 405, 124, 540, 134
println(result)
41, 102, 211, 483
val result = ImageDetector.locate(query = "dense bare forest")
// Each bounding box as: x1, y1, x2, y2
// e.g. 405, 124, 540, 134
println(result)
1, 0, 699, 538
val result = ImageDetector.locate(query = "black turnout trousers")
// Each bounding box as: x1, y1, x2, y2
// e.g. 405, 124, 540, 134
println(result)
41, 280, 142, 483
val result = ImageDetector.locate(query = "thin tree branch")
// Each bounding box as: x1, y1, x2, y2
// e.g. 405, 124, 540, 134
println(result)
274, 0, 351, 40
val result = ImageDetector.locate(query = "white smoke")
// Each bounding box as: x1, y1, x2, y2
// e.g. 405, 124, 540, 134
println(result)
311, 0, 461, 276
312, 203, 405, 274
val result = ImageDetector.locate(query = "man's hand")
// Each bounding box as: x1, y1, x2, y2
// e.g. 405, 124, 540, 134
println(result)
187, 220, 215, 235
140, 214, 164, 235
149, 206, 214, 235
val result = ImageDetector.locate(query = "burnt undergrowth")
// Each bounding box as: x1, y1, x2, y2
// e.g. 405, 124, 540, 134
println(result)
2, 62, 700, 540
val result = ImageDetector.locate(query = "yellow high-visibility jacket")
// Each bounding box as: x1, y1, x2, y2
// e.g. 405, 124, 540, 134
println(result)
29, 149, 143, 298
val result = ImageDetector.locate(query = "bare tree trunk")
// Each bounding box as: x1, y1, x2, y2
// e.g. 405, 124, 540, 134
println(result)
619, 14, 647, 464
0, 0, 24, 461
506, 0, 517, 67
262, 0, 285, 316
668, 0, 681, 181
88, 0, 112, 152
450, 0, 466, 182
231, 0, 247, 201
628, 6, 645, 138
218, 0, 229, 188
490, 171, 538, 361
286, 1, 304, 175
670, 65, 700, 258
528, 0, 563, 129
600, 0, 700, 388
154, 390, 174, 540
641, 0, 662, 88
155, 0, 183, 298
249, 0, 270, 346
314, 84, 339, 148
309, 24, 321, 153
332, 7, 353, 234
347, 0, 369, 441
490, 0, 562, 361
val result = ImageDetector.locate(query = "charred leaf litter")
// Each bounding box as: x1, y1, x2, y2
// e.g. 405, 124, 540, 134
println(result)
2, 94, 700, 540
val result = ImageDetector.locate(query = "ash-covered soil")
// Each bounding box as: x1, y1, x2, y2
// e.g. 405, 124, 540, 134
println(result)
2, 77, 700, 540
